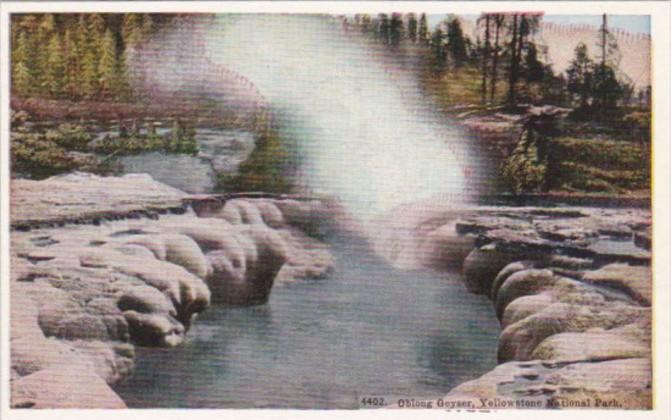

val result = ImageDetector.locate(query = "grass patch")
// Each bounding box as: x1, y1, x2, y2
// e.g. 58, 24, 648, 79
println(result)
550, 137, 647, 171
422, 64, 509, 112
549, 137, 650, 193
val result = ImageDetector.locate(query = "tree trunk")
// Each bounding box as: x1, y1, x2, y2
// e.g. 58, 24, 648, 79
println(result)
490, 16, 501, 102
507, 14, 519, 105
601, 13, 607, 66
481, 15, 490, 103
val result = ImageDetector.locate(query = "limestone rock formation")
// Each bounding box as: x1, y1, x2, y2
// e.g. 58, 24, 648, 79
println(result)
9, 173, 337, 408
389, 203, 653, 409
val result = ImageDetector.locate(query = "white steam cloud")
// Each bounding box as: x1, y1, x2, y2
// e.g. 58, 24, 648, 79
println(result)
133, 15, 474, 220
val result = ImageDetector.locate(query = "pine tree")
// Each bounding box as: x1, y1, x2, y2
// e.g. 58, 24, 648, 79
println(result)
592, 14, 624, 115
592, 61, 624, 112
360, 14, 372, 33
431, 28, 445, 64
98, 28, 119, 99
377, 13, 390, 45
490, 14, 505, 101
478, 13, 491, 102
389, 13, 404, 48
141, 14, 154, 36
407, 13, 418, 43
115, 48, 133, 100
566, 43, 594, 109
418, 13, 429, 45
63, 28, 82, 98
122, 13, 144, 49
34, 14, 58, 95
12, 31, 34, 95
76, 15, 101, 97
445, 16, 468, 67
597, 14, 621, 67
523, 43, 545, 83
88, 13, 107, 35
44, 32, 66, 97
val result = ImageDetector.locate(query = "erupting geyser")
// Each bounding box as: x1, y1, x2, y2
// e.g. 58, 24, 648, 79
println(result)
130, 15, 476, 221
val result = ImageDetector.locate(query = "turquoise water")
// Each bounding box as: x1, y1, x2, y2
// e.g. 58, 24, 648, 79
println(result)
114, 233, 500, 408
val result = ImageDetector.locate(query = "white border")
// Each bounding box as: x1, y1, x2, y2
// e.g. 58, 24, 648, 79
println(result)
1, 2, 669, 420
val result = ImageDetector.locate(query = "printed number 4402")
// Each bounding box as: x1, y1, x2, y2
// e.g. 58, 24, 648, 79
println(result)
361, 397, 385, 406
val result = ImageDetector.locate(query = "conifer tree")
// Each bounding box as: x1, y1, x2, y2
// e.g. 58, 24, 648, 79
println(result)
431, 28, 445, 63
418, 13, 429, 45
115, 49, 133, 100
63, 28, 82, 98
389, 13, 404, 48
377, 13, 390, 45
407, 13, 418, 43
359, 14, 372, 33
566, 43, 594, 110
87, 13, 107, 35
478, 13, 491, 102
141, 14, 154, 36
98, 28, 119, 98
78, 14, 100, 97
445, 15, 468, 67
12, 31, 34, 95
122, 13, 144, 49
44, 32, 66, 97
490, 14, 505, 101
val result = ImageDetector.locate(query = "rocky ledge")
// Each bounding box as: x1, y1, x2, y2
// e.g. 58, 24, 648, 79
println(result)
9, 173, 335, 408
390, 203, 652, 409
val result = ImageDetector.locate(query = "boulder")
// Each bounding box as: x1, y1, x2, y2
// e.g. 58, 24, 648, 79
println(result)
418, 223, 476, 270
531, 329, 651, 362
443, 358, 651, 409
256, 200, 285, 228
102, 251, 210, 323
491, 260, 539, 301
549, 357, 652, 409
122, 310, 185, 347
11, 362, 127, 409
206, 225, 287, 305
160, 233, 212, 279
226, 199, 265, 225
582, 263, 651, 306
125, 235, 167, 260
69, 340, 135, 384
11, 335, 81, 377
462, 245, 519, 295
500, 292, 556, 329
115, 243, 158, 260
274, 199, 327, 234
494, 269, 557, 319
117, 285, 176, 316
168, 216, 236, 252
274, 228, 335, 284
498, 301, 647, 362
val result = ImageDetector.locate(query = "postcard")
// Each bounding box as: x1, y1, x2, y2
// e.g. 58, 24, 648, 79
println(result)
1, 2, 669, 419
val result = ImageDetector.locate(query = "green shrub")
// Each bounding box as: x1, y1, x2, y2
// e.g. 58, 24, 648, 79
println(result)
218, 128, 295, 194
45, 124, 92, 151
11, 131, 77, 178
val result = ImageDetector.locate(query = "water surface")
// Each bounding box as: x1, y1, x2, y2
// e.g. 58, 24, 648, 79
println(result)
115, 234, 500, 409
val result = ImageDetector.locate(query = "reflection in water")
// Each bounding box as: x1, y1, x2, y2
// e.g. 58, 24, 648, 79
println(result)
115, 233, 500, 409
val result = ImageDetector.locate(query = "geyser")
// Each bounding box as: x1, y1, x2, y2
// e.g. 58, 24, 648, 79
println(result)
131, 15, 475, 221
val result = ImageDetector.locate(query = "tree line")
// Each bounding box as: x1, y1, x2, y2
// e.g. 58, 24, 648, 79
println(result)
345, 13, 650, 115
12, 12, 651, 117
11, 13, 171, 101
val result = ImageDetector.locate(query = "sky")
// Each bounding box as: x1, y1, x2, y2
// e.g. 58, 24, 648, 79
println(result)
428, 14, 650, 35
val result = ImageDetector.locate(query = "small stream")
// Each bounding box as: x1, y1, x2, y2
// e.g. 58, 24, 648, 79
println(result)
114, 232, 500, 409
